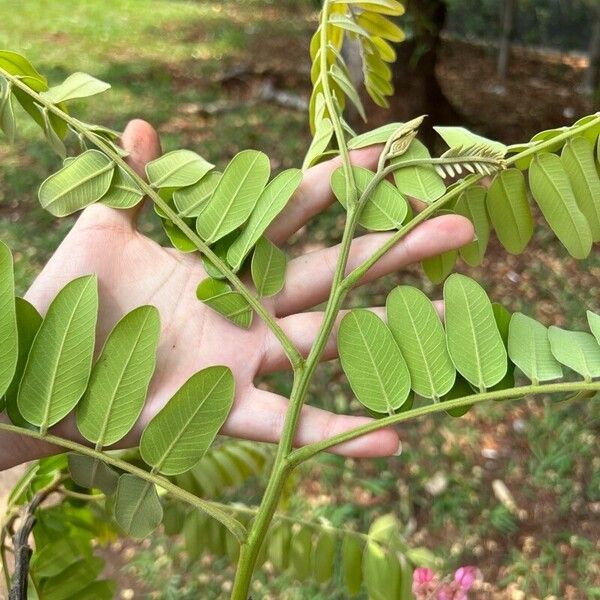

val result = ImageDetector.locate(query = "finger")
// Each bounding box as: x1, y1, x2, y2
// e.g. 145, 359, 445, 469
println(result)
260, 301, 444, 374
274, 214, 474, 317
266, 146, 382, 245
222, 387, 401, 458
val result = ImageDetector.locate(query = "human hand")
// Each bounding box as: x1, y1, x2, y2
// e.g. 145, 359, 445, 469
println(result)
1, 119, 474, 469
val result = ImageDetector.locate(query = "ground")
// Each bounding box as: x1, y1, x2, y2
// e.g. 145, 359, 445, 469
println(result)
0, 0, 599, 598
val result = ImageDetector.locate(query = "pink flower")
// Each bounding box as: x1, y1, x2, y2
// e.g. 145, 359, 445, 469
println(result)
412, 565, 481, 599
454, 566, 480, 591
412, 567, 439, 599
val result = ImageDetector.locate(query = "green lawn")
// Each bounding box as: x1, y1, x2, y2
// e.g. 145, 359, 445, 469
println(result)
1, 0, 599, 597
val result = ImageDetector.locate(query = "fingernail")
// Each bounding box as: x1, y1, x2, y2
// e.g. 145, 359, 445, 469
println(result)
393, 441, 403, 456
472, 235, 479, 242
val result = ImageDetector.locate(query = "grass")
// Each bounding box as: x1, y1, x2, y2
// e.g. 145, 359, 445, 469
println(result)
1, 0, 599, 597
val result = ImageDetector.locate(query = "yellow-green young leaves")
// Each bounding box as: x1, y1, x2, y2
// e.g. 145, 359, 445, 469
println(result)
454, 186, 490, 267
392, 139, 446, 203
338, 309, 411, 414
444, 274, 507, 392
303, 117, 333, 169
18, 275, 98, 431
387, 286, 456, 400
529, 152, 592, 259
77, 306, 160, 447
197, 150, 271, 244
561, 136, 600, 241
139, 366, 235, 476
38, 149, 115, 217
41, 72, 110, 104
196, 278, 253, 329
486, 168, 533, 254
548, 327, 600, 381
251, 237, 287, 298
331, 166, 408, 231
334, 0, 405, 16
227, 168, 302, 270
173, 171, 222, 218
434, 125, 507, 155
114, 475, 163, 539
100, 166, 144, 209
0, 241, 17, 398
146, 149, 214, 189
508, 313, 562, 385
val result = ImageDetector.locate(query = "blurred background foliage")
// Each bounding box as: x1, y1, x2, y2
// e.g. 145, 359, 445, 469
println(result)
0, 0, 599, 598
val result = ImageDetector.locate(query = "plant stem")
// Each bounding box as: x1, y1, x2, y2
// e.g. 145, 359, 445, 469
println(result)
0, 423, 245, 542
287, 380, 600, 466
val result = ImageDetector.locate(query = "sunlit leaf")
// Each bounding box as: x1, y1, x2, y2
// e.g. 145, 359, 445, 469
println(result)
173, 171, 222, 218
227, 169, 302, 270
387, 286, 455, 399
197, 150, 271, 244
328, 13, 369, 36
196, 277, 253, 329
41, 72, 110, 104
18, 275, 98, 430
303, 118, 334, 169
338, 309, 411, 414
77, 306, 160, 447
114, 474, 163, 539
100, 166, 144, 209
422, 249, 457, 284
486, 168, 533, 254
433, 126, 507, 155
454, 186, 489, 266
251, 237, 287, 298
529, 152, 592, 259
0, 50, 47, 87
68, 453, 119, 495
508, 313, 563, 384
0, 241, 17, 398
548, 326, 600, 380
444, 274, 507, 391
333, 0, 405, 15
356, 12, 405, 42
312, 529, 336, 584
140, 366, 235, 475
38, 149, 115, 217
146, 149, 214, 189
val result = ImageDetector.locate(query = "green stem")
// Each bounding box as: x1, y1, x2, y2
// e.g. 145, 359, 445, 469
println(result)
0, 423, 245, 542
288, 380, 600, 466
0, 69, 303, 370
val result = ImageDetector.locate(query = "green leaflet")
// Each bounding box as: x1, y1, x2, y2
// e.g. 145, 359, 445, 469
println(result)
312, 529, 336, 584
197, 277, 253, 329
490, 303, 516, 392
392, 139, 446, 204
561, 136, 600, 241
67, 453, 119, 495
356, 11, 405, 42
347, 122, 403, 149
268, 521, 292, 571
444, 274, 507, 391
331, 165, 408, 231
162, 219, 197, 254
146, 149, 214, 189
342, 535, 364, 597
0, 77, 15, 143
41, 72, 110, 104
197, 149, 271, 244
422, 249, 457, 284
75, 581, 116, 600
100, 166, 144, 209
330, 64, 366, 121
328, 13, 369, 37
334, 0, 405, 16
173, 171, 222, 218
387, 286, 456, 399
363, 541, 402, 600
38, 149, 115, 217
251, 237, 287, 298
486, 168, 533, 254
203, 230, 239, 279
441, 374, 474, 418
508, 313, 562, 384
548, 327, 600, 381
338, 309, 411, 414
433, 125, 507, 155
18, 275, 98, 431
39, 557, 104, 600
303, 118, 334, 169
587, 310, 600, 346
114, 474, 163, 539
454, 186, 490, 266
0, 241, 17, 398
0, 50, 47, 87
5, 297, 42, 427
77, 306, 160, 447
184, 511, 207, 560
529, 153, 592, 259
139, 366, 235, 476
290, 527, 313, 582
227, 168, 302, 270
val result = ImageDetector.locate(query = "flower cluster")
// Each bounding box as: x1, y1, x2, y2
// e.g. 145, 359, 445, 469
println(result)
412, 566, 481, 599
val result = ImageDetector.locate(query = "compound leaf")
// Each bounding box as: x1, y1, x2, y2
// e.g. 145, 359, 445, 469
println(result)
140, 366, 235, 475
508, 313, 563, 384
548, 327, 600, 380
18, 275, 98, 430
529, 152, 592, 259
486, 168, 533, 254
114, 474, 162, 539
387, 286, 455, 399
41, 72, 110, 104
173, 171, 222, 218
146, 149, 213, 189
197, 278, 253, 329
338, 309, 411, 414
197, 150, 270, 244
38, 149, 115, 217
251, 237, 287, 298
0, 241, 17, 398
454, 186, 490, 266
77, 306, 160, 447
444, 274, 507, 391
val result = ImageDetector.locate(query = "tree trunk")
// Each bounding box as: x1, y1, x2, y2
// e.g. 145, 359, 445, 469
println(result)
583, 8, 600, 96
497, 0, 517, 79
